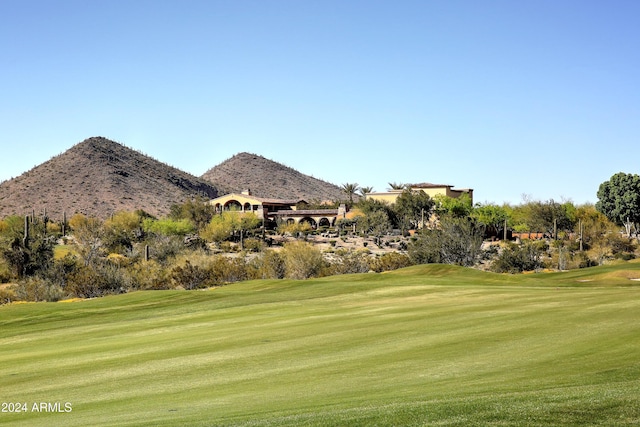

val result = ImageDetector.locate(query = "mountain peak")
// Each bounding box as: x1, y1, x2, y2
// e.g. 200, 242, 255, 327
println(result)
0, 137, 220, 219
201, 153, 343, 201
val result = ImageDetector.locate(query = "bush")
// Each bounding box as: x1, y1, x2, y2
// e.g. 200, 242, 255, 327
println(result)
491, 241, 545, 273
250, 250, 286, 279
0, 287, 15, 305
330, 249, 371, 275
242, 238, 264, 252
13, 276, 66, 302
143, 218, 195, 236
369, 252, 413, 273
171, 260, 215, 290
128, 260, 172, 290
0, 258, 11, 283
281, 241, 326, 280
209, 256, 248, 284
144, 235, 184, 264
67, 263, 132, 298
408, 216, 484, 267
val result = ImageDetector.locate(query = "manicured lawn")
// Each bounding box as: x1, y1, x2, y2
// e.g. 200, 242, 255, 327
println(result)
1, 264, 639, 426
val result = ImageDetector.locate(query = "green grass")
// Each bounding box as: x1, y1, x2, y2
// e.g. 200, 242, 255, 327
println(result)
1, 264, 640, 426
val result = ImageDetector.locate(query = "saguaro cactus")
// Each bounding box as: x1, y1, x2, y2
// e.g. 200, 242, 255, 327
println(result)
23, 215, 30, 248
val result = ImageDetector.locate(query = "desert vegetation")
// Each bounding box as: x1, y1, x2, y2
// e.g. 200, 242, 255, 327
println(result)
1, 172, 640, 304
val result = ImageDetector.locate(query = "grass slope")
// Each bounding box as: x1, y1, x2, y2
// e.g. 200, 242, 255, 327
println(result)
1, 264, 640, 426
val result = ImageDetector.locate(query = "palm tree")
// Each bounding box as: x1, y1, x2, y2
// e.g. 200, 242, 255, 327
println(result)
359, 186, 374, 197
341, 182, 360, 204
388, 182, 406, 190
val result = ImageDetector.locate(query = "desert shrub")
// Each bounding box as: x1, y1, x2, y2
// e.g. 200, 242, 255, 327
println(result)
330, 249, 371, 275
219, 241, 237, 253
575, 252, 598, 269
369, 252, 413, 272
202, 212, 261, 243
281, 241, 326, 279
67, 263, 132, 298
13, 276, 66, 302
128, 260, 172, 290
491, 241, 545, 273
144, 234, 184, 264
242, 238, 264, 252
39, 253, 80, 289
169, 196, 215, 230
615, 252, 636, 261
1, 234, 56, 279
277, 221, 312, 237
183, 234, 208, 251
409, 216, 484, 267
103, 211, 145, 254
606, 234, 636, 256
143, 218, 195, 236
0, 258, 12, 282
70, 214, 106, 266
171, 260, 215, 290
0, 287, 14, 305
250, 250, 286, 279
209, 256, 248, 284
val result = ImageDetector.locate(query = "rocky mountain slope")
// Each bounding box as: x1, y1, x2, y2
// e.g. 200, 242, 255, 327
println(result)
0, 137, 220, 219
201, 152, 345, 202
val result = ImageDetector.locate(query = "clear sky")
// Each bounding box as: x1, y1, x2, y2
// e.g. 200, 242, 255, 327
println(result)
1, 0, 639, 205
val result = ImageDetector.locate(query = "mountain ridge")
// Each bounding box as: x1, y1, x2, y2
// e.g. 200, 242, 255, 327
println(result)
0, 137, 220, 219
201, 152, 345, 202
0, 138, 346, 220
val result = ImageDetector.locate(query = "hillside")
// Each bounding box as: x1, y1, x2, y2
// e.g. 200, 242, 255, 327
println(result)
202, 152, 346, 201
0, 137, 220, 219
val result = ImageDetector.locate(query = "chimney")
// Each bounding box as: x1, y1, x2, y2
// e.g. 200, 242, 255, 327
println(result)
241, 189, 251, 196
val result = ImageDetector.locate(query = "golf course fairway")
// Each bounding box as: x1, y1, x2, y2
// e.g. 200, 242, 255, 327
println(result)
1, 263, 639, 426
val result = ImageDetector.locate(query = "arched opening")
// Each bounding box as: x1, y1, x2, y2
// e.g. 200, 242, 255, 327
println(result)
300, 217, 317, 228
224, 200, 242, 211
244, 202, 252, 211
318, 218, 331, 228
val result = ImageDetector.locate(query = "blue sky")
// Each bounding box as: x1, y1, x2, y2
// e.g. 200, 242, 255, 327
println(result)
1, 0, 639, 205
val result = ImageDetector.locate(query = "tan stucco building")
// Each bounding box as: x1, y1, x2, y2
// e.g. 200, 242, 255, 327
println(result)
364, 183, 473, 204
209, 190, 346, 228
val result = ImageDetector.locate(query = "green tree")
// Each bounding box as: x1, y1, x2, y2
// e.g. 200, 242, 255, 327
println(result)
472, 203, 509, 238
408, 215, 484, 267
143, 218, 195, 236
103, 211, 145, 254
508, 199, 576, 237
357, 209, 392, 240
596, 172, 640, 236
202, 212, 260, 244
169, 196, 216, 230
433, 194, 473, 218
394, 189, 434, 234
574, 204, 616, 251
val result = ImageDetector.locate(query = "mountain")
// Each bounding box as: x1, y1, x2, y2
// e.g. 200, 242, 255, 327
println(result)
201, 152, 345, 202
0, 137, 220, 219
